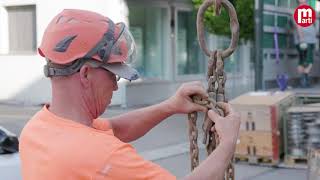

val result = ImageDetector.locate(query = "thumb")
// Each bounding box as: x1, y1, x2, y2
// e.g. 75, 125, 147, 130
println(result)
208, 110, 220, 123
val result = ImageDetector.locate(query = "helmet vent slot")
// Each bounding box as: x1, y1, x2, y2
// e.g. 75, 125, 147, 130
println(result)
56, 16, 80, 24
67, 18, 79, 24
56, 16, 68, 24
54, 35, 78, 52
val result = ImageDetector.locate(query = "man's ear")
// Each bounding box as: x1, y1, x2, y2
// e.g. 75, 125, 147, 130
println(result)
79, 65, 91, 88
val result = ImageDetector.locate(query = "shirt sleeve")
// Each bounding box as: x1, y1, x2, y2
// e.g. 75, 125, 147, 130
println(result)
94, 143, 176, 180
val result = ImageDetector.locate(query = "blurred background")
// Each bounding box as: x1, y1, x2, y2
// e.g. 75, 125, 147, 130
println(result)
0, 0, 320, 179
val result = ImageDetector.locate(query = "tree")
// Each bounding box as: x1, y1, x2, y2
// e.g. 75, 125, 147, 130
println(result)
192, 0, 254, 41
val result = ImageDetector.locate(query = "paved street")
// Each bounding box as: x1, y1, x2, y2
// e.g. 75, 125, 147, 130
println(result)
0, 104, 308, 179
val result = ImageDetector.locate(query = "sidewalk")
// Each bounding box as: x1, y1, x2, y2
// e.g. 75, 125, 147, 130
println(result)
0, 104, 308, 179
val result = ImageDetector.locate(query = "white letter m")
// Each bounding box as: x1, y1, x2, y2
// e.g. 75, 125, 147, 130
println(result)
298, 8, 312, 23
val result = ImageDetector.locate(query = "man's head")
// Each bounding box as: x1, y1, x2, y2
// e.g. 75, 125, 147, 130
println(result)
39, 9, 139, 117
49, 62, 119, 119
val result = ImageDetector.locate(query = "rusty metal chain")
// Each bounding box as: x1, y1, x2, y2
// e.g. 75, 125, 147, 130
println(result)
188, 110, 199, 170
187, 0, 239, 179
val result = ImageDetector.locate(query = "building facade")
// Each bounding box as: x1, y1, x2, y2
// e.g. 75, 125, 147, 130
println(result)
0, 0, 254, 107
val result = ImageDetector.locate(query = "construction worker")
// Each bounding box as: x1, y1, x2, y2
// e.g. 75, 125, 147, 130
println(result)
293, 0, 317, 87
19, 9, 240, 180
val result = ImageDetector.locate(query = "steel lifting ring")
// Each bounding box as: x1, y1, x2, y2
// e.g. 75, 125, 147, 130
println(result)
197, 0, 240, 59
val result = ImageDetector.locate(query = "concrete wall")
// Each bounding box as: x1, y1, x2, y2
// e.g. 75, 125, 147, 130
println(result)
0, 0, 128, 105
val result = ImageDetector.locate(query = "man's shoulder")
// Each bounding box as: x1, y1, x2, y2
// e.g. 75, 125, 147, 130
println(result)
20, 111, 126, 160
20, 109, 45, 137
20, 109, 120, 149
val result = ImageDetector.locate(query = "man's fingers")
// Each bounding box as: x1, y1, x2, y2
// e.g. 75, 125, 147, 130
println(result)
211, 126, 216, 132
216, 102, 234, 116
208, 110, 220, 123
193, 104, 207, 113
179, 81, 208, 99
184, 85, 208, 99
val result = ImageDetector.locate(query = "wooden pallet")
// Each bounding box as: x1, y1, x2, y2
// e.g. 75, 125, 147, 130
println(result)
234, 155, 278, 166
285, 155, 308, 166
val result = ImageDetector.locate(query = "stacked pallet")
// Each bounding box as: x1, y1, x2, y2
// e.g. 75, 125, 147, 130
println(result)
285, 106, 320, 166
230, 91, 295, 165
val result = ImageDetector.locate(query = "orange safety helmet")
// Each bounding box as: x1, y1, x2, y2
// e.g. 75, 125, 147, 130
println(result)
38, 9, 139, 81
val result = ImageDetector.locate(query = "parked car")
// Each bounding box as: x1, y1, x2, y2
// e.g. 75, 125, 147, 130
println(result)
0, 126, 21, 180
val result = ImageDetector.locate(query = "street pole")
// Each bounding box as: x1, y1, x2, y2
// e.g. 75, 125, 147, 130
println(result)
254, 0, 263, 90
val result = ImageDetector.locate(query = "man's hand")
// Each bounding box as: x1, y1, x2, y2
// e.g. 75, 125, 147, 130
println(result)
166, 81, 208, 114
208, 103, 240, 146
182, 103, 240, 180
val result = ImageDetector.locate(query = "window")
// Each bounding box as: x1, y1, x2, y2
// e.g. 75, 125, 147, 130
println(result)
6, 5, 36, 54
277, 15, 288, 28
264, 0, 275, 5
279, 0, 300, 8
264, 0, 298, 8
129, 6, 169, 80
263, 13, 275, 27
176, 11, 205, 76
279, 0, 289, 7
290, 0, 298, 9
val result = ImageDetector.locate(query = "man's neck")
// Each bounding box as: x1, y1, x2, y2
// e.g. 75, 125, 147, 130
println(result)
49, 96, 94, 127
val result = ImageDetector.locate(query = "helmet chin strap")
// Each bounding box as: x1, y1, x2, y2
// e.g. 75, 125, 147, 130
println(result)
44, 58, 89, 77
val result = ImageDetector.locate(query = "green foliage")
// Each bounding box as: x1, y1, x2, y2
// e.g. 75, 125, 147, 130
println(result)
192, 0, 254, 41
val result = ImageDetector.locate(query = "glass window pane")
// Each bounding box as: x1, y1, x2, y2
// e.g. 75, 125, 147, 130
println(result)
277, 15, 288, 28
7, 5, 36, 53
263, 33, 287, 49
129, 7, 168, 79
264, 14, 275, 26
289, 0, 298, 9
278, 34, 287, 48
264, 0, 275, 5
263, 33, 274, 48
279, 0, 288, 7
130, 27, 144, 74
176, 11, 205, 75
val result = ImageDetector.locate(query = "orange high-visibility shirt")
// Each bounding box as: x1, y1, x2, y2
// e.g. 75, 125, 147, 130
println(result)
19, 105, 176, 180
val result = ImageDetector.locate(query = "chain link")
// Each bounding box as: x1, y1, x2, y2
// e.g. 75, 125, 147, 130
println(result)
188, 0, 239, 178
